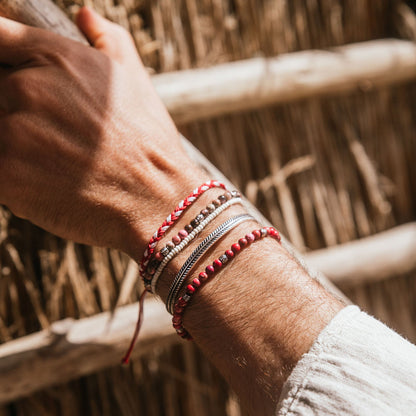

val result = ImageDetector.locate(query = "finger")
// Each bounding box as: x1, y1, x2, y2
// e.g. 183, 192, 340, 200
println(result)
76, 7, 141, 65
0, 16, 44, 66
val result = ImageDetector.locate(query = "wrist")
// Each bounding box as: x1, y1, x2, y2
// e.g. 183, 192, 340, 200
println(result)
116, 156, 211, 260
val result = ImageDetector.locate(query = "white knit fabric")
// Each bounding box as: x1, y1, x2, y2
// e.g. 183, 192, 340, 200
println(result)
277, 305, 416, 416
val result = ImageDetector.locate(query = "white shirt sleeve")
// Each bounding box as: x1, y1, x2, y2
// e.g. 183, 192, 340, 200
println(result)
276, 305, 416, 415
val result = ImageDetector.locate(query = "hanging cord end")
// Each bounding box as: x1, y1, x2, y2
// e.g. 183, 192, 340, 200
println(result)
121, 290, 148, 365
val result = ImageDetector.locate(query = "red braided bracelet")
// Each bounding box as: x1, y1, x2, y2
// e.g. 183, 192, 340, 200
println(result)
172, 227, 281, 340
139, 180, 226, 279
123, 180, 227, 364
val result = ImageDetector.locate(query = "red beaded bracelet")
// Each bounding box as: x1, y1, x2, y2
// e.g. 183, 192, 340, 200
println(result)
172, 227, 281, 340
139, 180, 226, 279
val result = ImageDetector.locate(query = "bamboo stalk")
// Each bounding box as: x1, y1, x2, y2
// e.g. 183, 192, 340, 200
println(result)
0, 222, 414, 404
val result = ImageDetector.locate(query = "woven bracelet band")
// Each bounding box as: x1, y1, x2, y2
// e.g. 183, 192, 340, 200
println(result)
166, 213, 254, 314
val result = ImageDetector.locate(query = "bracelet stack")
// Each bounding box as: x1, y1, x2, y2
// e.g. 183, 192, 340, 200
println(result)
147, 191, 242, 293
122, 180, 281, 364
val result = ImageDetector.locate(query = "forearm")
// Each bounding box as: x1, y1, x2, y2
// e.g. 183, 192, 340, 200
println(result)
149, 195, 344, 415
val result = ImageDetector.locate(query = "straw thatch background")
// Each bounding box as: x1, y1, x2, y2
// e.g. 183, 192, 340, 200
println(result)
1, 0, 415, 414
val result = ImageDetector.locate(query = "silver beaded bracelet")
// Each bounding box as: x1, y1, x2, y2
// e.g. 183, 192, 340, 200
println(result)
150, 197, 243, 293
166, 213, 254, 314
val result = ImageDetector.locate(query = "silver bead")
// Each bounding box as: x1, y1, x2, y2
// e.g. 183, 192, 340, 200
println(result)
219, 254, 228, 264
160, 247, 169, 257
196, 214, 205, 222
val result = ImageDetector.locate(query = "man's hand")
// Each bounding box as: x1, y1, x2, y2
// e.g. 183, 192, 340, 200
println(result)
0, 8, 205, 256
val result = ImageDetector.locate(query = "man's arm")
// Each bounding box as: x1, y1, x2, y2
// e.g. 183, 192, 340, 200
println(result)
2, 9, 415, 416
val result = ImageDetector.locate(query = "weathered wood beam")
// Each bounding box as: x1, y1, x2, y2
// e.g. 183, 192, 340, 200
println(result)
0, 297, 176, 404
0, 222, 415, 404
305, 222, 416, 286
154, 39, 416, 123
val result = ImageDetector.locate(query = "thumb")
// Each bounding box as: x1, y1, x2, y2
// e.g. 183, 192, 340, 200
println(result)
76, 7, 139, 65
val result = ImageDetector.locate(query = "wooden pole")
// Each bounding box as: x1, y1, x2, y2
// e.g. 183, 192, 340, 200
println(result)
0, 0, 87, 43
154, 39, 416, 123
305, 222, 416, 286
0, 222, 415, 404
0, 298, 176, 404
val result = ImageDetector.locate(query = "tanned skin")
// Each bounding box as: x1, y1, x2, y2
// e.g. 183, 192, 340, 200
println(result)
0, 8, 343, 415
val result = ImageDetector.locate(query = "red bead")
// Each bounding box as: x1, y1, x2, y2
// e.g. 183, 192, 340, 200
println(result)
172, 315, 182, 325
252, 229, 261, 240
213, 259, 223, 270
172, 235, 181, 245
174, 305, 184, 314
155, 252, 163, 261
245, 233, 255, 243
178, 229, 188, 239
178, 297, 187, 307
192, 278, 201, 287
238, 238, 248, 248
186, 284, 196, 294
199, 272, 208, 281
173, 323, 182, 329
225, 249, 234, 259
267, 227, 281, 240
231, 243, 241, 254
206, 265, 215, 275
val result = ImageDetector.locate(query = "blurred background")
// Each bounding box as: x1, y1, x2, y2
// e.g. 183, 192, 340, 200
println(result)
0, 0, 415, 415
